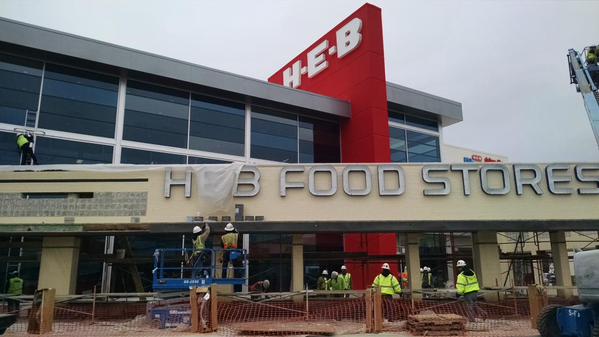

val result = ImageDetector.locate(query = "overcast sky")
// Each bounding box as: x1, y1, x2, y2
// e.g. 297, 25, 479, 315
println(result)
1, 0, 598, 162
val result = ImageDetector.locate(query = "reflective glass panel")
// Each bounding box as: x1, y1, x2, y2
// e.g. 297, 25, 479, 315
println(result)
189, 94, 245, 156
123, 80, 189, 148
389, 127, 407, 162
299, 116, 340, 163
120, 148, 186, 164
405, 114, 438, 131
388, 110, 405, 124
35, 137, 113, 164
251, 107, 298, 163
0, 131, 20, 165
0, 54, 43, 126
406, 130, 440, 162
188, 156, 230, 164
39, 64, 118, 137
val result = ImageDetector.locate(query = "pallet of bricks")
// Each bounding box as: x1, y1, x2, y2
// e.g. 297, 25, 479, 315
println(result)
407, 313, 466, 336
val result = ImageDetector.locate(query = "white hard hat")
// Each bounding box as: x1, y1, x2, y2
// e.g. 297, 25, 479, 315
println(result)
331, 271, 338, 277
224, 223, 235, 232
341, 265, 347, 270
425, 266, 431, 272
420, 267, 424, 272
381, 263, 390, 270
193, 225, 202, 234
322, 269, 329, 275
456, 260, 466, 267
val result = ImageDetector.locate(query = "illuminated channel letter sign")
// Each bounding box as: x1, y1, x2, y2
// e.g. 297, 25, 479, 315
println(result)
282, 18, 363, 89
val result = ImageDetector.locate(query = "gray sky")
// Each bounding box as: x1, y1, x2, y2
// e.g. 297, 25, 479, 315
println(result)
1, 0, 598, 162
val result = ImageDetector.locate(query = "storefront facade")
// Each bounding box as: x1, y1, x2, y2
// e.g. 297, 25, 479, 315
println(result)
0, 4, 597, 295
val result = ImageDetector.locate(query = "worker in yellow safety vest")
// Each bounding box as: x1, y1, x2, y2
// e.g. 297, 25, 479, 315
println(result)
221, 223, 241, 288
16, 132, 38, 165
6, 271, 23, 312
339, 265, 352, 290
329, 271, 344, 291
455, 260, 481, 322
190, 223, 211, 277
372, 263, 401, 322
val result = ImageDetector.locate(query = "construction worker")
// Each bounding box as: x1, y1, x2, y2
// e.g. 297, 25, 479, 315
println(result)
6, 271, 23, 313
372, 263, 401, 322
339, 265, 352, 290
587, 47, 597, 65
587, 46, 599, 87
317, 270, 329, 290
400, 268, 409, 290
329, 271, 344, 291
455, 260, 480, 322
422, 266, 433, 289
191, 223, 211, 277
221, 223, 242, 291
249, 279, 270, 292
16, 132, 38, 165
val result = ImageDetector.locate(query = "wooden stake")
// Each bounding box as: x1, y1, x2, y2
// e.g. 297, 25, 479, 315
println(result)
365, 289, 373, 333
91, 286, 96, 324
373, 288, 383, 333
210, 286, 218, 331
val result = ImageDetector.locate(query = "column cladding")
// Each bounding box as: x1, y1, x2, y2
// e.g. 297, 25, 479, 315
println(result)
268, 4, 394, 289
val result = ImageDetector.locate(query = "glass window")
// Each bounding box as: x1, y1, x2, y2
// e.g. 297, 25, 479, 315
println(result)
123, 80, 189, 148
299, 116, 340, 163
405, 114, 438, 131
251, 107, 298, 163
389, 127, 407, 163
189, 94, 245, 156
35, 137, 113, 164
388, 110, 405, 124
406, 130, 440, 162
188, 156, 230, 164
120, 148, 186, 164
0, 131, 20, 165
0, 54, 43, 126
38, 64, 118, 138
248, 234, 292, 292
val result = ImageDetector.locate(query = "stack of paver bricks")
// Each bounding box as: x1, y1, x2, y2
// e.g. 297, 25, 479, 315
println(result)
407, 313, 467, 336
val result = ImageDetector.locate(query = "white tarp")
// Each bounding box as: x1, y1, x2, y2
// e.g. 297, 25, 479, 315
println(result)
192, 163, 244, 214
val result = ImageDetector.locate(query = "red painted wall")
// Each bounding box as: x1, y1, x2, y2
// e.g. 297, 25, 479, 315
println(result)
268, 3, 397, 290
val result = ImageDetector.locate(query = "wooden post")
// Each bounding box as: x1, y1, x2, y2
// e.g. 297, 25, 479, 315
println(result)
27, 288, 55, 334
365, 289, 373, 333
209, 286, 218, 331
528, 285, 548, 328
40, 288, 55, 334
305, 286, 309, 321
373, 287, 383, 333
190, 288, 199, 333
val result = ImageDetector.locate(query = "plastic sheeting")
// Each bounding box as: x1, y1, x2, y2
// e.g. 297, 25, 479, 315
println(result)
192, 163, 244, 215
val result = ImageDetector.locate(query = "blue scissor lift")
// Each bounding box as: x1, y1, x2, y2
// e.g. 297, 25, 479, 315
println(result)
152, 248, 248, 291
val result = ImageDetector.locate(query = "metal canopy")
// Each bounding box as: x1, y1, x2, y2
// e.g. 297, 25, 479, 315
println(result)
0, 17, 351, 118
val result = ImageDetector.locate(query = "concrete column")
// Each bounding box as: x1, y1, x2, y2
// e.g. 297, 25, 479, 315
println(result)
291, 234, 304, 292
404, 233, 422, 298
38, 237, 81, 295
549, 231, 573, 298
472, 231, 501, 300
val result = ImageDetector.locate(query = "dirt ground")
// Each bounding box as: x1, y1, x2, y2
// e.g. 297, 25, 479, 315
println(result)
5, 318, 540, 337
